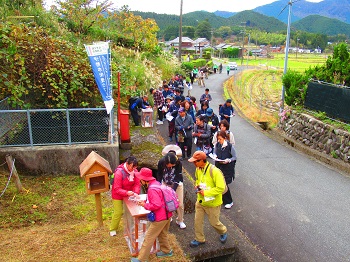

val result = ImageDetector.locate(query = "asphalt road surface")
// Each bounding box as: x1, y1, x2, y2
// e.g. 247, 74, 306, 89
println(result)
157, 65, 350, 262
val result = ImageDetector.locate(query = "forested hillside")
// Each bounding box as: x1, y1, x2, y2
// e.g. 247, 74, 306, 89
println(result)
133, 9, 350, 41
293, 15, 350, 37
253, 0, 350, 24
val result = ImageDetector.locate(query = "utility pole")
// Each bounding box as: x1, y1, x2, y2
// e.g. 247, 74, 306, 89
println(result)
211, 29, 214, 58
240, 22, 246, 66
281, 1, 293, 111
296, 38, 299, 59
178, 0, 183, 62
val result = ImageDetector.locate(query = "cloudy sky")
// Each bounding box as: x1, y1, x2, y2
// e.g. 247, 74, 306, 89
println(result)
45, 0, 324, 14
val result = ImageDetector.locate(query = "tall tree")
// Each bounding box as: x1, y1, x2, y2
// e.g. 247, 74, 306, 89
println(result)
183, 26, 195, 39
194, 19, 211, 39
113, 9, 159, 51
55, 0, 112, 35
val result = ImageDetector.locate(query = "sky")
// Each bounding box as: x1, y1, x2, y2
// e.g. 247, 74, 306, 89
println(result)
44, 0, 324, 14
112, 0, 324, 15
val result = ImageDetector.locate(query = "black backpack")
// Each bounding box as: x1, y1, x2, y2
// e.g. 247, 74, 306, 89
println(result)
128, 96, 138, 105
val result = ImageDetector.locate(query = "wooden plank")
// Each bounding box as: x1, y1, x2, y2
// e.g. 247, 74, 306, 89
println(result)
5, 155, 23, 193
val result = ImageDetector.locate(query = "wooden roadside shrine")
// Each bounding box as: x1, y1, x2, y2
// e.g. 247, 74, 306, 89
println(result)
79, 151, 112, 227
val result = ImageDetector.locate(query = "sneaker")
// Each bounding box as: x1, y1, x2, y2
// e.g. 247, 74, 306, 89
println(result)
224, 202, 233, 209
156, 120, 163, 125
109, 230, 117, 237
130, 258, 141, 262
176, 221, 186, 229
190, 240, 205, 248
156, 250, 173, 258
220, 233, 228, 244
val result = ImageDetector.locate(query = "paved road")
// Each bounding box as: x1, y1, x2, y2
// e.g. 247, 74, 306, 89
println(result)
157, 66, 350, 262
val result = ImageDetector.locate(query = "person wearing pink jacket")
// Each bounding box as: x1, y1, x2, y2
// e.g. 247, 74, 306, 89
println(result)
131, 167, 174, 262
110, 156, 140, 237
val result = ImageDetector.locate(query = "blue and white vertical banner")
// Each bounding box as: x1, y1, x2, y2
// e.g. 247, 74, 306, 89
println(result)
85, 42, 114, 114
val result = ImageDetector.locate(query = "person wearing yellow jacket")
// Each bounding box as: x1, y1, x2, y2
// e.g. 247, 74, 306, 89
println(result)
188, 151, 228, 247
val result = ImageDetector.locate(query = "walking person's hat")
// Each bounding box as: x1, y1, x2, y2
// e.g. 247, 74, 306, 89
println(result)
135, 167, 155, 181
188, 151, 207, 162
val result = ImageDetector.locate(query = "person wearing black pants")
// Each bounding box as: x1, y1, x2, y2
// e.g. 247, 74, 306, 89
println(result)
129, 96, 150, 126
175, 107, 194, 160
213, 130, 237, 209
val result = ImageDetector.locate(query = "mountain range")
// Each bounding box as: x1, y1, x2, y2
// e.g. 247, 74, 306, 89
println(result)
133, 0, 350, 38
216, 0, 350, 25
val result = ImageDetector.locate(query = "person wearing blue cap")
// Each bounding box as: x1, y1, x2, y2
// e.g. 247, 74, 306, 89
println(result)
168, 96, 182, 142
204, 108, 220, 151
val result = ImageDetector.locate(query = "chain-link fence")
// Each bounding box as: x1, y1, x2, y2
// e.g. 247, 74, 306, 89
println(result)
0, 108, 113, 147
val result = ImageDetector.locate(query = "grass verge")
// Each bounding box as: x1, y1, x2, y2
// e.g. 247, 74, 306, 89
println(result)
0, 171, 190, 262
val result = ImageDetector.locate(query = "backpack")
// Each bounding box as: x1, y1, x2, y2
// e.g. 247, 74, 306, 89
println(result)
208, 164, 228, 195
128, 96, 138, 109
109, 168, 127, 186
149, 184, 179, 212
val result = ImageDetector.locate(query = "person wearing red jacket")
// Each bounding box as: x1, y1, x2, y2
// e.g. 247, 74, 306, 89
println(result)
109, 156, 140, 237
131, 167, 174, 262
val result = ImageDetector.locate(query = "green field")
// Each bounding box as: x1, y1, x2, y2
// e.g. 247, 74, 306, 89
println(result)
232, 53, 329, 72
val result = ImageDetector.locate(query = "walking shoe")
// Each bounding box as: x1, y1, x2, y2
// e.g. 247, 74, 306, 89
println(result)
220, 233, 228, 244
176, 221, 186, 229
190, 240, 205, 248
156, 249, 173, 257
130, 258, 141, 262
224, 202, 233, 209
156, 120, 163, 125
109, 230, 117, 237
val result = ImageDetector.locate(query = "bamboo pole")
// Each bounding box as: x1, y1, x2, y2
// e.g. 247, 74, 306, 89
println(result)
5, 155, 23, 192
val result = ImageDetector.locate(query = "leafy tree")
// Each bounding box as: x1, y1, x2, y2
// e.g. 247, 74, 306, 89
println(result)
162, 25, 179, 41
55, 0, 112, 35
194, 19, 211, 39
216, 26, 232, 39
224, 47, 239, 58
306, 43, 350, 86
112, 9, 159, 51
183, 26, 195, 39
0, 22, 101, 109
282, 70, 309, 106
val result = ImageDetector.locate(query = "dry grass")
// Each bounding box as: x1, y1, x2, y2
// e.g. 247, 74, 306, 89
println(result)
224, 70, 280, 127
0, 171, 190, 262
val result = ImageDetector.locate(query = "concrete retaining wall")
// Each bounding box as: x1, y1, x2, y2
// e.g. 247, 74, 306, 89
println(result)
0, 144, 119, 176
279, 112, 350, 165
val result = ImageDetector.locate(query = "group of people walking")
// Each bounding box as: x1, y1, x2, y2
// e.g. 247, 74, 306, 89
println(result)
118, 69, 238, 261
110, 145, 235, 262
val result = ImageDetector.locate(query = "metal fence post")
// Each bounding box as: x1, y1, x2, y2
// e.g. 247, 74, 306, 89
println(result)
66, 109, 72, 145
27, 110, 33, 147
110, 108, 114, 144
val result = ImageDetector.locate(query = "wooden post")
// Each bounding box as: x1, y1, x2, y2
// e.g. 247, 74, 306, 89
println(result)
5, 155, 23, 192
95, 193, 103, 227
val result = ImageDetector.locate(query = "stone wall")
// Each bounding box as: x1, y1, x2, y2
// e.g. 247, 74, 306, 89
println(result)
279, 112, 350, 164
